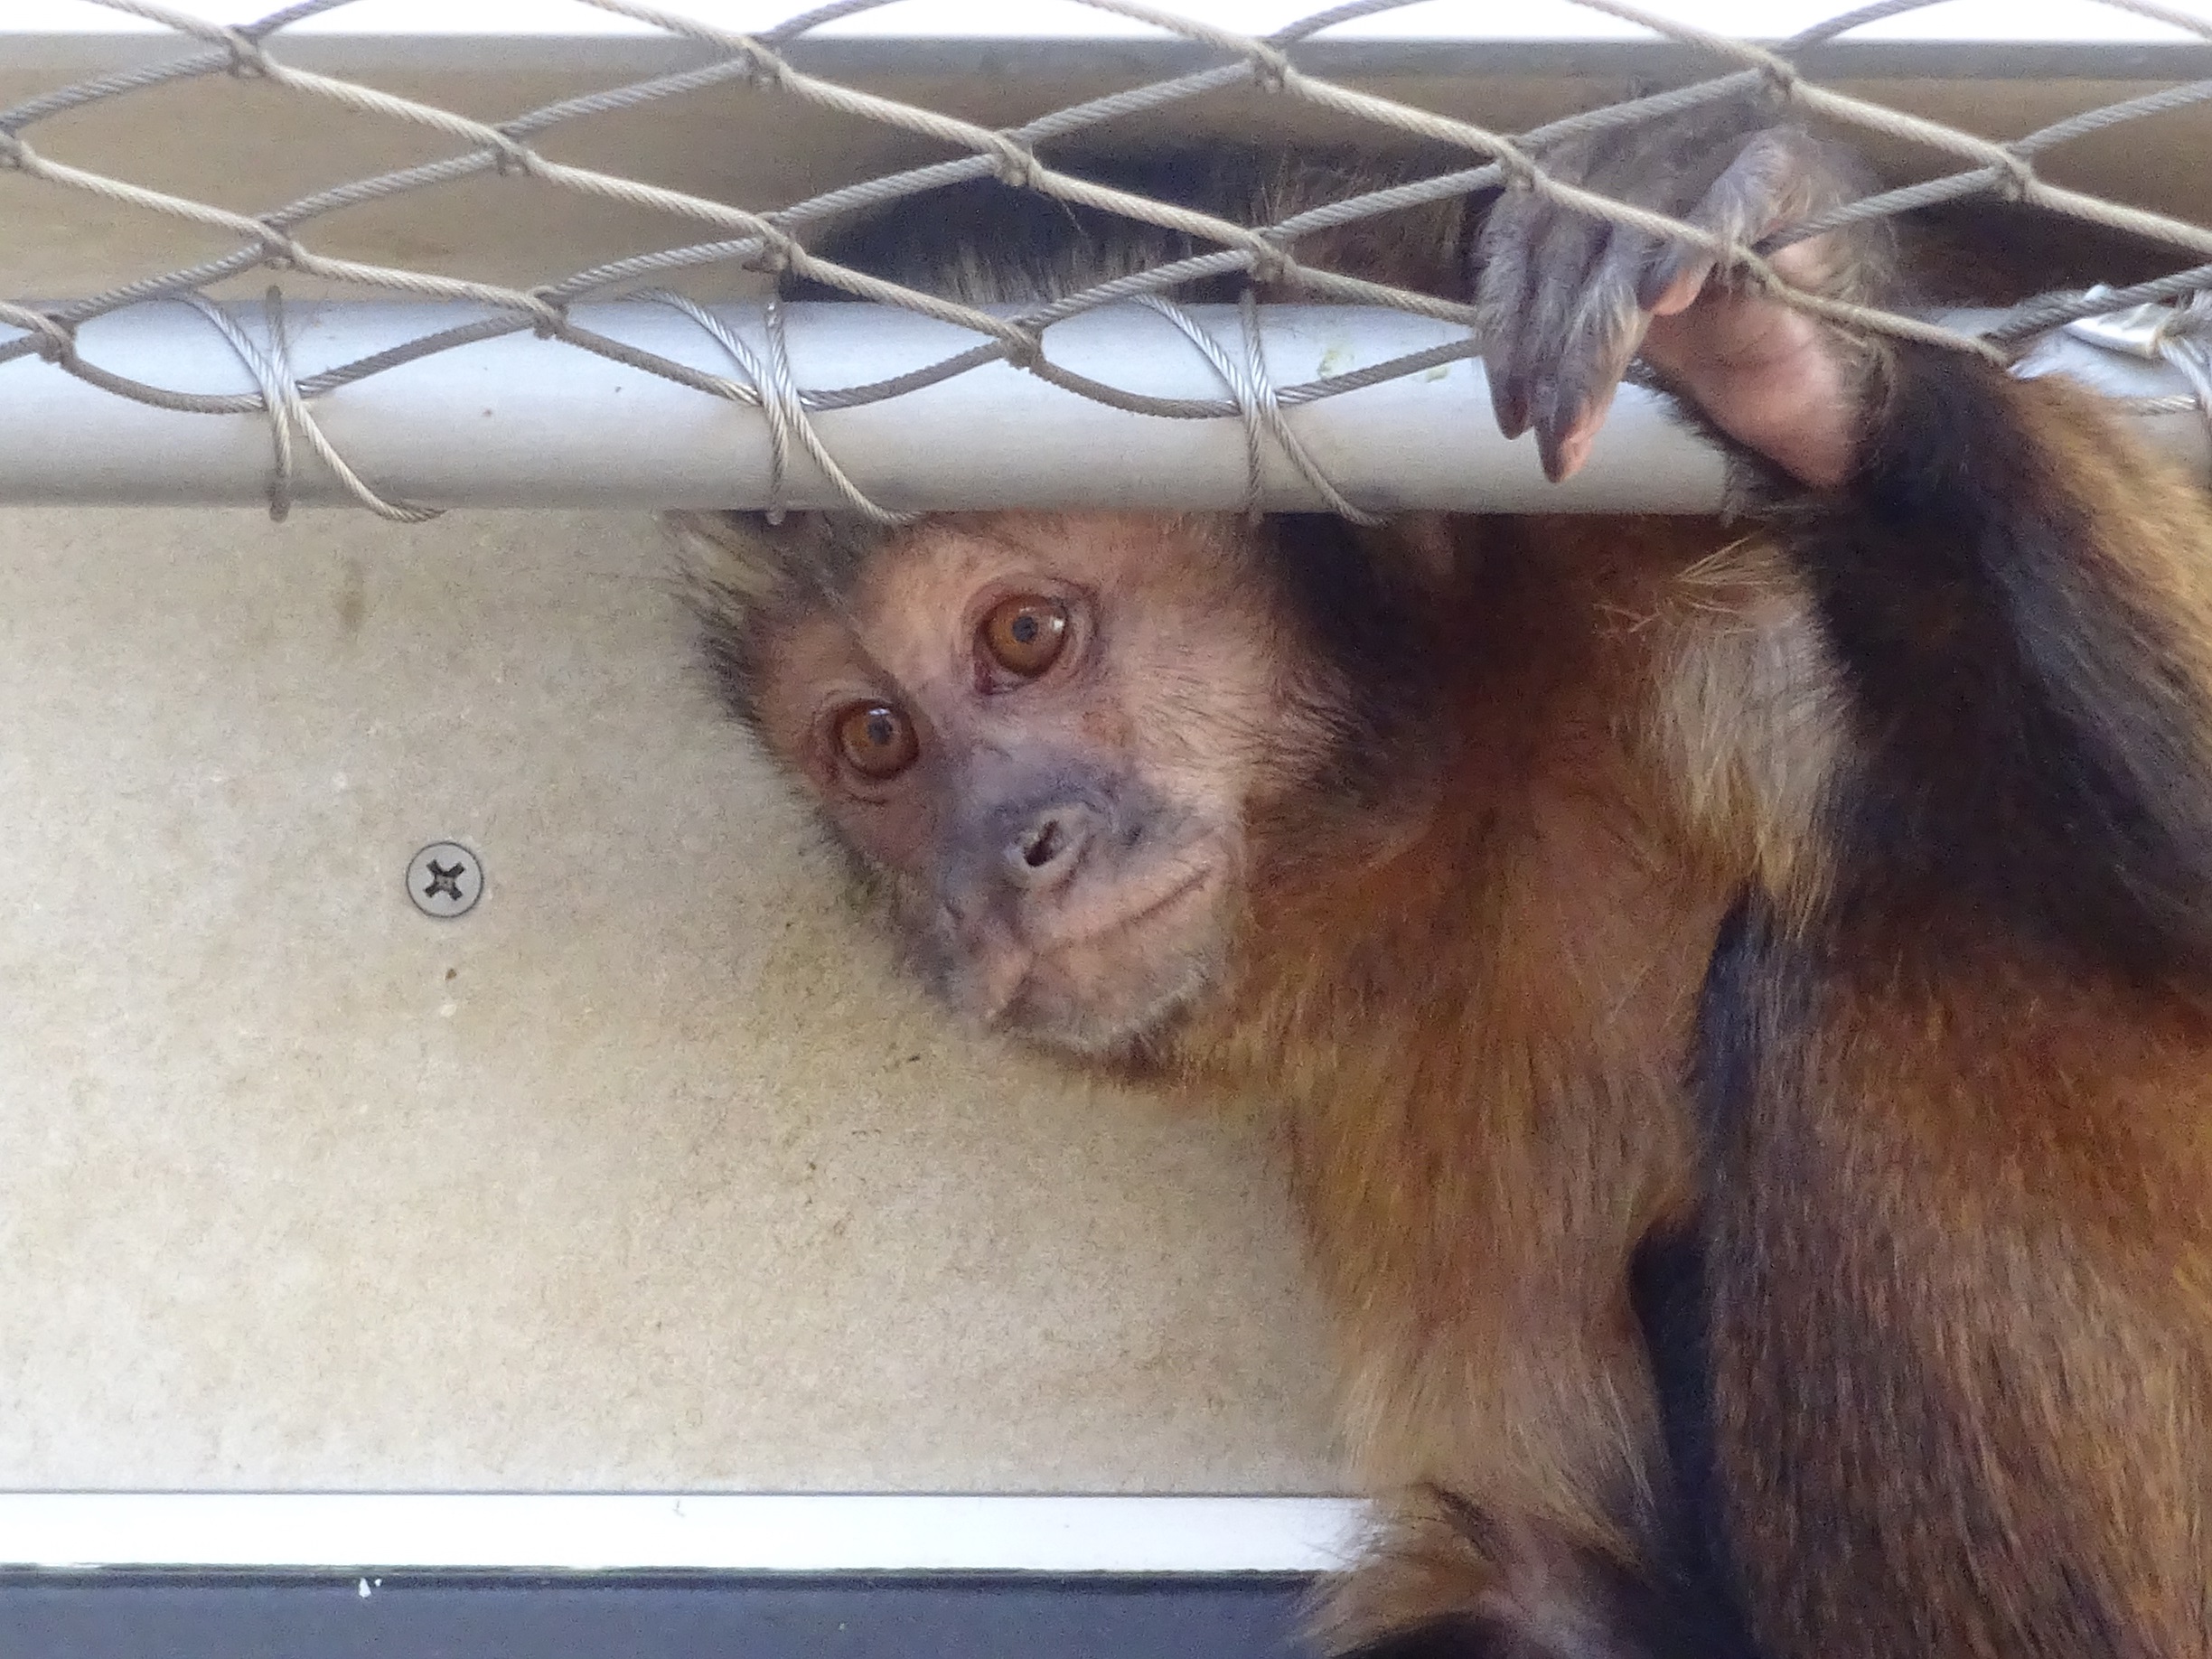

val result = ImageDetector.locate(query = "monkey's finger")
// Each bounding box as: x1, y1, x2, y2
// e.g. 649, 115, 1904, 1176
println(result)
1538, 376, 1619, 485
1637, 128, 1817, 317
1475, 136, 1621, 442
1471, 186, 1544, 440
1480, 195, 1619, 454
1634, 127, 1866, 483
1530, 225, 1658, 483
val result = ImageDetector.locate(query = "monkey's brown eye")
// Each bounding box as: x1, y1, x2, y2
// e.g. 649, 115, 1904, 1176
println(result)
834, 701, 919, 780
980, 595, 1070, 680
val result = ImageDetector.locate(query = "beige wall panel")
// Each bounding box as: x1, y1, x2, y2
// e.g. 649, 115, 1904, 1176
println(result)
0, 504, 1342, 1492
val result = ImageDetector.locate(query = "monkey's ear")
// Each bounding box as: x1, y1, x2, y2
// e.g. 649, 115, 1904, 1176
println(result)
660, 510, 792, 610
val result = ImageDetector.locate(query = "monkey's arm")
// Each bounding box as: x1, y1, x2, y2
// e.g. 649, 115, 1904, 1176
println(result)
1479, 113, 2212, 962
1481, 108, 2212, 1659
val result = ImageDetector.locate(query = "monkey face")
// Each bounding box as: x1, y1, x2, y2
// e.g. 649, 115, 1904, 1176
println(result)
692, 510, 1351, 1057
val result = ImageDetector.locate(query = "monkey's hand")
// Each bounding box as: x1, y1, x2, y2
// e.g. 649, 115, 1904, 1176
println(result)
1474, 108, 1882, 490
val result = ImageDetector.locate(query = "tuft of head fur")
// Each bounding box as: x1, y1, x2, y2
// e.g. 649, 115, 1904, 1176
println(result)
786, 147, 1474, 311
665, 509, 894, 736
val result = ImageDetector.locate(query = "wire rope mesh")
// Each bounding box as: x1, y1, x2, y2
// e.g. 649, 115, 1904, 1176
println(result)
5, 0, 2212, 518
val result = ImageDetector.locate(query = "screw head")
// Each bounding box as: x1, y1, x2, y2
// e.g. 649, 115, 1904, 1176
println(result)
408, 841, 483, 919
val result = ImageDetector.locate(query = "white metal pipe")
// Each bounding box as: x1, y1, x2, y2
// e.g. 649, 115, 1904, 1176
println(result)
0, 301, 2201, 513
0, 1492, 1367, 1574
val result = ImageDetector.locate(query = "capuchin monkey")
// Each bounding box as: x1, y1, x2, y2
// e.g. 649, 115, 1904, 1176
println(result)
670, 98, 2212, 1658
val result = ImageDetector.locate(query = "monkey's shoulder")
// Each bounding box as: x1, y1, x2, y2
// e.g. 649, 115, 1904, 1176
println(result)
1454, 514, 1843, 910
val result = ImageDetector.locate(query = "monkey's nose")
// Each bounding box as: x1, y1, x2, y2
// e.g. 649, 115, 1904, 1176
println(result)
1002, 803, 1096, 891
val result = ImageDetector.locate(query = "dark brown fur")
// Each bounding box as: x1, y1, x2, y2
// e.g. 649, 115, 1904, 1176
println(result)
675, 112, 2212, 1657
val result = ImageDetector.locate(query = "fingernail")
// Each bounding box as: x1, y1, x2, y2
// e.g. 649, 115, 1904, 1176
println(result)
1491, 380, 1528, 441
1538, 427, 1567, 484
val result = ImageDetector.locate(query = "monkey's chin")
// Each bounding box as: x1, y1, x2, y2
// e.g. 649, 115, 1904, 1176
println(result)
945, 871, 1229, 1060
994, 948, 1220, 1060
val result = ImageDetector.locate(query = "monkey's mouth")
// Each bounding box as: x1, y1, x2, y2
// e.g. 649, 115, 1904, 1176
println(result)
1034, 858, 1223, 955
949, 854, 1229, 1052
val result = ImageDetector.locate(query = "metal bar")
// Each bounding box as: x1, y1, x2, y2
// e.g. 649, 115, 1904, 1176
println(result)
0, 300, 2201, 513
0, 1493, 1366, 1574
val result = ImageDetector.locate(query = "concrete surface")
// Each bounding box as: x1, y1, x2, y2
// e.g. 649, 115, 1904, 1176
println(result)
0, 504, 1342, 1492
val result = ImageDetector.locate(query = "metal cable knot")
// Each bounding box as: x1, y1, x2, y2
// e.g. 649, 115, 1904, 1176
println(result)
524, 292, 570, 340
741, 50, 788, 94
746, 231, 800, 277
1, 294, 72, 361
988, 139, 1044, 192
219, 28, 270, 80
254, 221, 298, 272
1001, 325, 1045, 373
1756, 56, 1802, 103
1991, 148, 2039, 202
489, 127, 535, 178
1495, 145, 1542, 193
1245, 239, 1292, 288
1243, 42, 1296, 94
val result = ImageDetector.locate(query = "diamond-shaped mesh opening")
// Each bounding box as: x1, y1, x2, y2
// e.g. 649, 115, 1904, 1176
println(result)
4, 0, 2210, 520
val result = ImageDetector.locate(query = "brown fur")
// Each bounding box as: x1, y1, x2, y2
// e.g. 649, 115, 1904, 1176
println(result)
1691, 361, 2212, 1659
677, 499, 1813, 1647
678, 105, 2212, 1659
